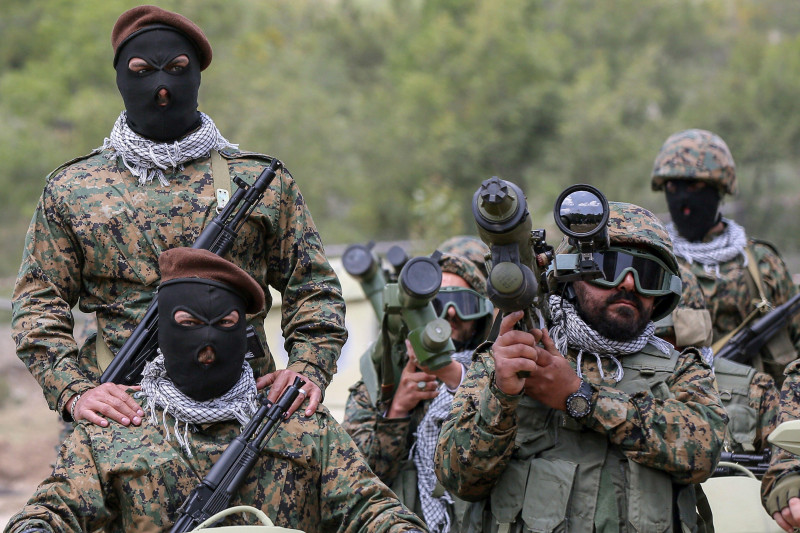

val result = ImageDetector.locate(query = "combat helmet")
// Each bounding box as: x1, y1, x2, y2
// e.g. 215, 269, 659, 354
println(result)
438, 235, 490, 278
437, 252, 493, 348
651, 129, 737, 195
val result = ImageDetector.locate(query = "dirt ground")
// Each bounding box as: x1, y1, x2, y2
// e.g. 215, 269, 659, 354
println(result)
0, 326, 60, 527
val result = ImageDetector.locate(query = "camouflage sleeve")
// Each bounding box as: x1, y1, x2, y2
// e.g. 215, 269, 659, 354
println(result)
750, 371, 780, 452
762, 361, 800, 503
317, 412, 429, 532
11, 180, 93, 415
434, 350, 522, 502
265, 168, 347, 393
5, 425, 115, 533
341, 381, 413, 482
583, 349, 728, 484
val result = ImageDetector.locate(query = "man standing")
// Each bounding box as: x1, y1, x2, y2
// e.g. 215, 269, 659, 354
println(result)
5, 247, 425, 533
651, 128, 800, 386
343, 252, 492, 533
12, 5, 346, 428
435, 202, 727, 532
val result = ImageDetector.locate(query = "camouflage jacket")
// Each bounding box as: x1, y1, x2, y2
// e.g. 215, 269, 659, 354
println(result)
434, 344, 728, 505
683, 239, 800, 386
4, 398, 427, 533
12, 148, 347, 416
761, 360, 800, 512
342, 379, 428, 485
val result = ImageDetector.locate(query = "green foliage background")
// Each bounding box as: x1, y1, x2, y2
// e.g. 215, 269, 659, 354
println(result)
3, 0, 800, 278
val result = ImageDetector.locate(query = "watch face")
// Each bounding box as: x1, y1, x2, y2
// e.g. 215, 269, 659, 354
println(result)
568, 395, 590, 417
567, 381, 593, 418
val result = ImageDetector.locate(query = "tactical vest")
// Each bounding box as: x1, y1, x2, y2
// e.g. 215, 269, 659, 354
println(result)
713, 357, 758, 453
463, 344, 698, 533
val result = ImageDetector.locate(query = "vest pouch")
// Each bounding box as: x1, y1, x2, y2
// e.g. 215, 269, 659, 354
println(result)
617, 377, 673, 402
489, 458, 530, 525
724, 402, 757, 451
389, 459, 419, 512
520, 458, 577, 533
515, 397, 557, 459
626, 460, 674, 533
675, 484, 699, 533
762, 327, 796, 374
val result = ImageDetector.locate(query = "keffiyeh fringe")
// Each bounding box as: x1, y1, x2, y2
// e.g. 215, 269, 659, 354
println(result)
101, 111, 238, 186
140, 352, 258, 457
667, 218, 748, 278
548, 295, 673, 383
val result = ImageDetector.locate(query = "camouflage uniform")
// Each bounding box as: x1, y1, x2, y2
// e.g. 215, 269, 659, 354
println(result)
656, 263, 779, 454
762, 360, 800, 517
684, 242, 800, 387
342, 253, 488, 531
3, 396, 427, 533
434, 346, 726, 532
12, 148, 347, 416
434, 201, 727, 532
651, 128, 800, 387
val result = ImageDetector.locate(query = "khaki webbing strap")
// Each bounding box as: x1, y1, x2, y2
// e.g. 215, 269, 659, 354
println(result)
210, 149, 231, 212
711, 247, 771, 353
96, 332, 115, 372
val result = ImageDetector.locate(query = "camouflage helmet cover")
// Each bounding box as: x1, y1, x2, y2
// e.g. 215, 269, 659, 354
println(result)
439, 252, 487, 297
437, 235, 490, 278
650, 128, 737, 195
606, 202, 679, 277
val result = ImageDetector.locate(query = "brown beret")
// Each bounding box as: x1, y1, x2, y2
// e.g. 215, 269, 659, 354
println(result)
158, 248, 264, 314
112, 5, 212, 71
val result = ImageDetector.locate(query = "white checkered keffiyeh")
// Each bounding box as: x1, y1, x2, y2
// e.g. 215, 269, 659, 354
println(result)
140, 352, 258, 457
548, 294, 673, 383
411, 349, 473, 533
101, 111, 238, 186
667, 218, 748, 278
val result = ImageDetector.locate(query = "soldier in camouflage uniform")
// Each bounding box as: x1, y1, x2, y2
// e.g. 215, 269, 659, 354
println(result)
762, 361, 800, 532
5, 248, 425, 533
434, 202, 728, 533
11, 5, 346, 429
656, 263, 779, 455
343, 252, 492, 533
651, 128, 800, 387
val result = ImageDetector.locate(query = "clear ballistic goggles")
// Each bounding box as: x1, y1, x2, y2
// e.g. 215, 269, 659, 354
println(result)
588, 247, 680, 297
432, 287, 492, 321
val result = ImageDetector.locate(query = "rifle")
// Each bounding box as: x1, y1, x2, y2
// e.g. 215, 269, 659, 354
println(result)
169, 376, 304, 533
716, 291, 800, 365
101, 158, 282, 385
713, 449, 771, 478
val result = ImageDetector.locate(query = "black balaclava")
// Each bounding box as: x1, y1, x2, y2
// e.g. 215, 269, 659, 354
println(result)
665, 180, 722, 242
115, 27, 202, 142
158, 279, 247, 401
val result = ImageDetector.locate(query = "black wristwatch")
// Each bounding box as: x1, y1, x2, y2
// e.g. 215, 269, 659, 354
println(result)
565, 379, 594, 419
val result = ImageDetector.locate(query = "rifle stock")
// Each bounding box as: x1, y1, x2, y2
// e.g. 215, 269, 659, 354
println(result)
717, 291, 800, 364
101, 158, 282, 385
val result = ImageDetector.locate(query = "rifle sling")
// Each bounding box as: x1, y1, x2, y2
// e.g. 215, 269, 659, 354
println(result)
95, 151, 231, 375
711, 247, 770, 354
